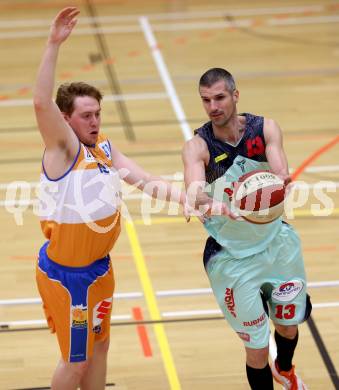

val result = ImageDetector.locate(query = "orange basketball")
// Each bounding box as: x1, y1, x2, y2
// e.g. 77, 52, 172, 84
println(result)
233, 170, 285, 224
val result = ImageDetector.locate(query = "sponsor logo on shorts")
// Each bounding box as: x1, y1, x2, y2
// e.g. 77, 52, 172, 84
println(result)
224, 288, 236, 318
93, 298, 112, 334
243, 312, 266, 327
272, 280, 304, 302
71, 304, 87, 329
237, 332, 250, 342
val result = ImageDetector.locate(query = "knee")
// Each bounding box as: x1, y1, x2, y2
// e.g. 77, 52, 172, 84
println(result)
61, 359, 90, 380
274, 324, 298, 339
94, 337, 110, 355
245, 346, 269, 368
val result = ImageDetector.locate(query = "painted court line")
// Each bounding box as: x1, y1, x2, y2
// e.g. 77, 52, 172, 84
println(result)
0, 5, 326, 28
125, 220, 181, 390
1, 202, 338, 218
1, 164, 339, 190
132, 307, 153, 357
0, 314, 131, 328
1, 13, 338, 39
131, 208, 339, 226
0, 92, 168, 107
161, 302, 339, 318
1, 301, 338, 329
1, 280, 338, 306
291, 136, 339, 181
139, 16, 192, 141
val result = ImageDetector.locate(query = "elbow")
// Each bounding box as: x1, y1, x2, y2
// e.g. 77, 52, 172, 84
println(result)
33, 96, 52, 112
33, 96, 44, 110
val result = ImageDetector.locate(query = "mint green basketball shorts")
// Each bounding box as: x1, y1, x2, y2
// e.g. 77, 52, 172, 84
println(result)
204, 222, 309, 349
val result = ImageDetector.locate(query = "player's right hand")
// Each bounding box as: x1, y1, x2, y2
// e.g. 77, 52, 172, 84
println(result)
202, 200, 239, 221
49, 7, 80, 45
183, 201, 205, 223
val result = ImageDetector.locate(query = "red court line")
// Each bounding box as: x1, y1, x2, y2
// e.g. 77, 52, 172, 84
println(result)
132, 307, 153, 358
291, 135, 339, 181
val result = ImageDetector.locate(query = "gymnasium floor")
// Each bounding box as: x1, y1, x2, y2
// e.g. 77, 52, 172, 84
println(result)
0, 0, 338, 389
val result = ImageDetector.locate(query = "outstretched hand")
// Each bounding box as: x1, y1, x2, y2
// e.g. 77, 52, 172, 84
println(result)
207, 200, 240, 221
48, 7, 80, 45
183, 202, 205, 223
276, 173, 293, 197
184, 199, 240, 223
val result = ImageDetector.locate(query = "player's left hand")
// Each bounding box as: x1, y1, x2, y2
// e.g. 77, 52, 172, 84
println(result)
49, 7, 80, 45
277, 174, 293, 196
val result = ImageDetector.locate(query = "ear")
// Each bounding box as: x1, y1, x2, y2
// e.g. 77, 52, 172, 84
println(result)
62, 112, 71, 123
233, 89, 239, 103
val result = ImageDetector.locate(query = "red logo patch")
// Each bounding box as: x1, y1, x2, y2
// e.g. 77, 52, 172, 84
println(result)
93, 298, 112, 334
246, 136, 265, 157
237, 332, 250, 342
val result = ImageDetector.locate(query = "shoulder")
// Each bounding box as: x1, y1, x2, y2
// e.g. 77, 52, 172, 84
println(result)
194, 121, 212, 137
263, 117, 283, 142
182, 134, 209, 163
183, 134, 208, 153
264, 117, 277, 128
264, 117, 283, 130
105, 140, 122, 161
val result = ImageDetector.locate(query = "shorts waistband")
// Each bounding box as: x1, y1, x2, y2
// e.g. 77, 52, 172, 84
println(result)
39, 241, 110, 273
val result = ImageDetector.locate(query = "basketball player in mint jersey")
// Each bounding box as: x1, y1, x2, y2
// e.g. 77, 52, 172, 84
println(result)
182, 68, 311, 390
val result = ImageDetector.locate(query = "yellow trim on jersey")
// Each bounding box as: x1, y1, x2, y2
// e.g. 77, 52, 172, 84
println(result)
215, 153, 228, 163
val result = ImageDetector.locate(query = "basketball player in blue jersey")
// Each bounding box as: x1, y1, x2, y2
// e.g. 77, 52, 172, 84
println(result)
182, 68, 311, 390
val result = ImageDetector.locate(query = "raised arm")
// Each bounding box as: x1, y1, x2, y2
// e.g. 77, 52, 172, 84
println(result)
263, 118, 291, 186
33, 8, 80, 160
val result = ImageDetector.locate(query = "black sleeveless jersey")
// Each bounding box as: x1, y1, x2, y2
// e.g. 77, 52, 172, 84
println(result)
194, 113, 267, 184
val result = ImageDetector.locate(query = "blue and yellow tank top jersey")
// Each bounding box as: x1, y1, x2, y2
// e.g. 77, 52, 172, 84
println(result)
38, 133, 121, 267
195, 113, 281, 259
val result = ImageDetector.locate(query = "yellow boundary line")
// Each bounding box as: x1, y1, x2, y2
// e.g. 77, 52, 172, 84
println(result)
124, 220, 181, 390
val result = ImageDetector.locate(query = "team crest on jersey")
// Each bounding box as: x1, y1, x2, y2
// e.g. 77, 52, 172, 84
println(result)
84, 147, 96, 162
71, 304, 87, 329
92, 298, 112, 334
272, 280, 304, 302
236, 159, 246, 173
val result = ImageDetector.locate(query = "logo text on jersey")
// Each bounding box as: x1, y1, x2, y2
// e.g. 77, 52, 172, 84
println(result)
225, 288, 236, 318
243, 312, 266, 327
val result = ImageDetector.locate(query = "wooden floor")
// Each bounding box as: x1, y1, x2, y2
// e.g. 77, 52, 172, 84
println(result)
0, 0, 338, 389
